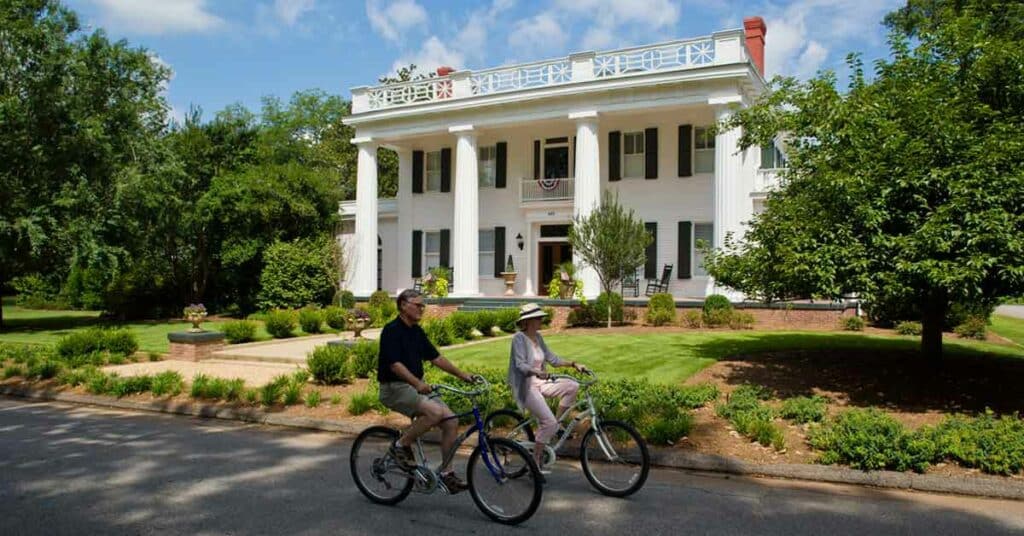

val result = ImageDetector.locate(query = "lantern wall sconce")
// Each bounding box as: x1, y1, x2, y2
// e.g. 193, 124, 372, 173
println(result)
516, 233, 524, 250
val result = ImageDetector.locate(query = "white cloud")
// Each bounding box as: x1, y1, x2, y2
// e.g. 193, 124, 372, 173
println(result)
508, 13, 567, 59
273, 0, 316, 26
366, 0, 428, 43
390, 36, 465, 75
553, 0, 680, 29
89, 0, 223, 34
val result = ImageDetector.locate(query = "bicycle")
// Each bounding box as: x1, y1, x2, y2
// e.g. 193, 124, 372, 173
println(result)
349, 376, 544, 525
483, 370, 650, 497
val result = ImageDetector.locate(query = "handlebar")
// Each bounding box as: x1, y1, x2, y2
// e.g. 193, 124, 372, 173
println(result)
545, 369, 598, 386
430, 374, 491, 398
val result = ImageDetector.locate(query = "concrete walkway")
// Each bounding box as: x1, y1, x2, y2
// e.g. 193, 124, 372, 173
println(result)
104, 359, 303, 386
211, 330, 382, 363
996, 305, 1024, 320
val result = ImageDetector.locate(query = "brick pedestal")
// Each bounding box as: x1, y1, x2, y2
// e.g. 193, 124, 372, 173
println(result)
168, 331, 226, 362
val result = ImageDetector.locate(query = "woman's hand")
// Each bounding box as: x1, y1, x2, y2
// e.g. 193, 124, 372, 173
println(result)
573, 362, 589, 373
534, 370, 550, 380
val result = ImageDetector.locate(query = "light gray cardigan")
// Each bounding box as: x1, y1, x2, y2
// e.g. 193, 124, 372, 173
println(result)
508, 331, 566, 409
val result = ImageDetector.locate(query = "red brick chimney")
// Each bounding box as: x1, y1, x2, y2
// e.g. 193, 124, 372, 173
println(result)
436, 66, 455, 77
744, 16, 767, 77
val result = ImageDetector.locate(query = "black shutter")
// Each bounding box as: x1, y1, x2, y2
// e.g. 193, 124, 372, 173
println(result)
440, 148, 452, 192
678, 221, 692, 279
412, 230, 422, 278
440, 229, 450, 268
494, 226, 506, 277
572, 136, 577, 177
678, 125, 693, 177
533, 140, 540, 181
645, 127, 658, 179
609, 131, 621, 182
645, 222, 658, 279
495, 142, 507, 188
412, 151, 424, 193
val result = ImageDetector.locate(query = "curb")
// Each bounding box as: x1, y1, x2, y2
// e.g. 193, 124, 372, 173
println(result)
3, 385, 1023, 501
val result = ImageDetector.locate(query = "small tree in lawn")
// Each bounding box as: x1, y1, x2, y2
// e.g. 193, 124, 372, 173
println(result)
569, 191, 651, 327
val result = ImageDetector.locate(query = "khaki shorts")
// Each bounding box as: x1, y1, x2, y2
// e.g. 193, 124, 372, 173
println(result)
379, 381, 451, 418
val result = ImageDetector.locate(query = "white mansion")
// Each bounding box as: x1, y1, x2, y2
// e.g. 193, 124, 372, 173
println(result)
340, 17, 783, 299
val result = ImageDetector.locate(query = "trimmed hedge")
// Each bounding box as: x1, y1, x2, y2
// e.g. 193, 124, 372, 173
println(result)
307, 344, 352, 385
222, 320, 257, 343
265, 309, 298, 338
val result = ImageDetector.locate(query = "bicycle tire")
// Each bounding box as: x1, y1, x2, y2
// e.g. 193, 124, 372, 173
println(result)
467, 437, 543, 525
483, 409, 535, 442
580, 420, 650, 497
350, 426, 414, 505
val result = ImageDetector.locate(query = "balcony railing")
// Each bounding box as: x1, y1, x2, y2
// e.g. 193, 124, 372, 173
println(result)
352, 30, 747, 113
521, 177, 574, 203
755, 168, 784, 194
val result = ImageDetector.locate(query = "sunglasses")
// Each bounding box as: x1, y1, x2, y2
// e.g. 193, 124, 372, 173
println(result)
405, 302, 426, 310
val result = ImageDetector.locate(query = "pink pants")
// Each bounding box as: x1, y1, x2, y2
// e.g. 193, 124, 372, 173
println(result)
522, 378, 580, 444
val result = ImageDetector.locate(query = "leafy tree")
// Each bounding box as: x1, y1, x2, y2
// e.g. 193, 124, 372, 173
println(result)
569, 191, 651, 327
705, 0, 1024, 359
257, 236, 337, 309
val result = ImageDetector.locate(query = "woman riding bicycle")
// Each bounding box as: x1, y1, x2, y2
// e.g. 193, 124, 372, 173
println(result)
507, 303, 588, 477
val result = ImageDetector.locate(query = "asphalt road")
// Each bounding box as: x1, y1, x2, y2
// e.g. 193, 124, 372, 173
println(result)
2, 398, 1024, 535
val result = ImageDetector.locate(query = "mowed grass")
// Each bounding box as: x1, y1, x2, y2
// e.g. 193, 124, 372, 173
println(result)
991, 315, 1024, 347
444, 330, 1024, 385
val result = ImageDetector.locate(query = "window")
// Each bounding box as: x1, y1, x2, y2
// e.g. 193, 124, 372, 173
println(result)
339, 220, 355, 234
478, 146, 496, 187
478, 229, 495, 277
623, 131, 645, 178
760, 143, 787, 169
424, 231, 440, 272
693, 223, 713, 276
426, 151, 442, 191
694, 127, 715, 173
544, 145, 569, 179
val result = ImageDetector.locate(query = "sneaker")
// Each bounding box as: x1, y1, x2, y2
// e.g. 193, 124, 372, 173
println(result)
536, 469, 550, 486
388, 442, 416, 470
441, 471, 469, 494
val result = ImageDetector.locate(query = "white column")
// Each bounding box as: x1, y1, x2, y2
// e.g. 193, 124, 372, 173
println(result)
523, 223, 535, 296
396, 148, 414, 291
451, 125, 480, 296
352, 139, 379, 297
571, 111, 601, 299
712, 104, 744, 299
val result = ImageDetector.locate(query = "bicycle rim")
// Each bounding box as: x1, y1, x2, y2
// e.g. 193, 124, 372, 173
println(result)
484, 409, 534, 443
350, 426, 413, 505
580, 420, 650, 497
468, 437, 543, 525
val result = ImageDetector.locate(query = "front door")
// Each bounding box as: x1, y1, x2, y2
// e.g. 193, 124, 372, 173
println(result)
538, 242, 572, 295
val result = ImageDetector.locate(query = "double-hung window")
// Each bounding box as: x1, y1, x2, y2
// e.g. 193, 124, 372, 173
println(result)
623, 131, 645, 178
478, 229, 495, 277
426, 151, 442, 191
693, 223, 714, 276
424, 231, 440, 272
478, 146, 496, 187
694, 127, 715, 173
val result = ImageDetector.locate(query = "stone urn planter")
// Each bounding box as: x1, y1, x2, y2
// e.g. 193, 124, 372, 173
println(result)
500, 271, 518, 296
183, 303, 208, 333
351, 318, 368, 338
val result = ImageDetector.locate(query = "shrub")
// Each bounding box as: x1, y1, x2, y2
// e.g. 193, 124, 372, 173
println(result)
448, 312, 477, 339
305, 390, 321, 408
567, 305, 598, 327
0, 343, 52, 364
260, 375, 291, 406
298, 306, 324, 334
151, 371, 184, 396
244, 389, 260, 404
149, 352, 162, 362
56, 366, 101, 387
646, 293, 676, 326
348, 391, 377, 415
224, 379, 246, 401
895, 321, 923, 336
841, 316, 866, 331
496, 308, 520, 333
283, 381, 302, 405
11, 273, 64, 309
368, 290, 391, 309
780, 396, 828, 424
103, 329, 139, 356
421, 317, 455, 347
330, 393, 342, 405
110, 375, 152, 398
593, 292, 624, 324
350, 340, 379, 378
681, 310, 703, 328
4, 365, 25, 379
307, 344, 352, 385
324, 306, 347, 330
367, 291, 397, 328
674, 383, 720, 408
474, 311, 498, 334
265, 309, 298, 338
222, 320, 258, 343
541, 307, 555, 328
26, 359, 62, 380
810, 409, 936, 472
86, 371, 116, 395
703, 294, 733, 316
644, 411, 694, 445
727, 311, 756, 330
56, 328, 138, 361
292, 369, 311, 385
716, 385, 784, 451
257, 237, 336, 309
703, 308, 733, 328
927, 411, 1024, 476
190, 374, 212, 398
107, 353, 127, 365
954, 316, 987, 340
337, 289, 356, 309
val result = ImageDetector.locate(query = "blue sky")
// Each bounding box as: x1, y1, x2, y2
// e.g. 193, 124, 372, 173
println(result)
65, 0, 904, 123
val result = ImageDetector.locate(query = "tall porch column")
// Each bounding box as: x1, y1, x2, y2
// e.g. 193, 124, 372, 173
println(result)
711, 100, 743, 299
571, 111, 601, 299
450, 125, 480, 297
351, 138, 379, 297
396, 148, 414, 291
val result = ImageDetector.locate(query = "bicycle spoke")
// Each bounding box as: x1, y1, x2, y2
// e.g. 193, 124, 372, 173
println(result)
469, 438, 542, 525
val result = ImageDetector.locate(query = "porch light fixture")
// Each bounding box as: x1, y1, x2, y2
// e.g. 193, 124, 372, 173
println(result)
516, 233, 524, 250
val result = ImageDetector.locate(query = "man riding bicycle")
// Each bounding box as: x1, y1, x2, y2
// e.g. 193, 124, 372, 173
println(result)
377, 289, 476, 494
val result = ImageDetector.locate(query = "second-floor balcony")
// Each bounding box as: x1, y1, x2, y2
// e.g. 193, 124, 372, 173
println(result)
754, 168, 784, 196
521, 177, 574, 204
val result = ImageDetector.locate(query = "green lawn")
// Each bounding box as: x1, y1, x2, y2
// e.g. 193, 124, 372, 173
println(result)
444, 330, 1024, 385
991, 315, 1024, 347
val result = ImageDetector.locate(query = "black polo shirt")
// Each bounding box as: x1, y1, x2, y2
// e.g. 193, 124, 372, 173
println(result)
377, 317, 440, 383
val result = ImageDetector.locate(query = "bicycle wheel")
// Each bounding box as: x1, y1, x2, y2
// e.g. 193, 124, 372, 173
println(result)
467, 437, 543, 525
350, 426, 414, 505
580, 420, 650, 497
483, 409, 535, 443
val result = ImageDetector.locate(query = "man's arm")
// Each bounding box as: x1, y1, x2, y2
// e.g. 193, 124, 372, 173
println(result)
429, 356, 473, 383
390, 362, 432, 394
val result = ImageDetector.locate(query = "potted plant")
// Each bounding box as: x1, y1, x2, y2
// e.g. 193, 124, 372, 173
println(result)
348, 307, 371, 339
183, 303, 208, 332
548, 262, 583, 300
499, 254, 517, 296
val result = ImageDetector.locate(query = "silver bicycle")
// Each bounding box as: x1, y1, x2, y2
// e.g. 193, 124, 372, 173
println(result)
350, 376, 544, 525
484, 370, 650, 497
